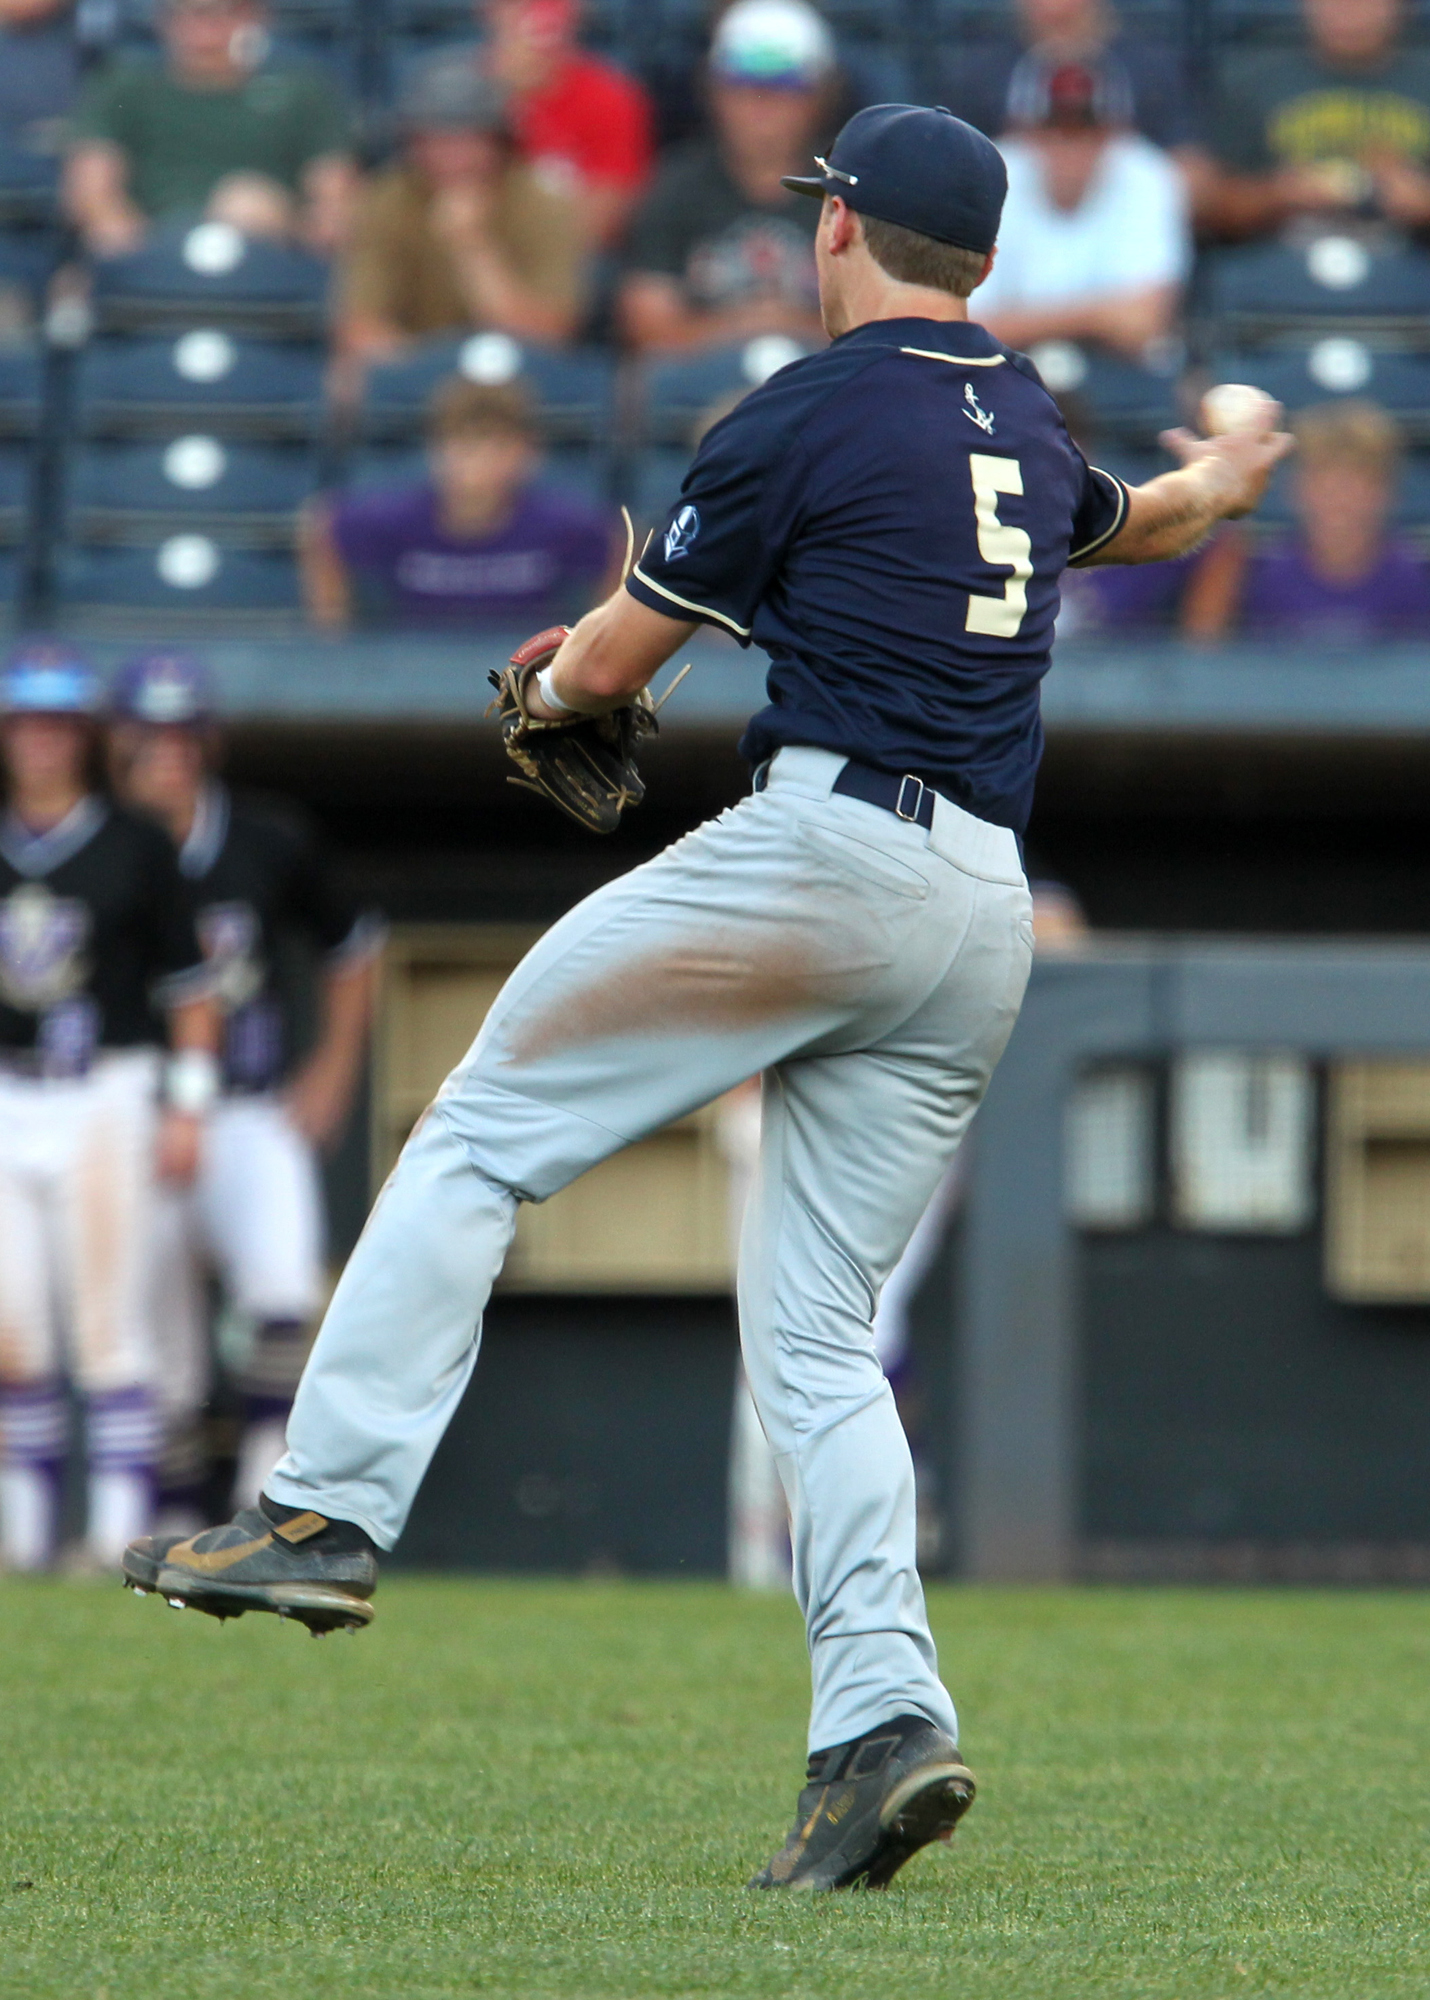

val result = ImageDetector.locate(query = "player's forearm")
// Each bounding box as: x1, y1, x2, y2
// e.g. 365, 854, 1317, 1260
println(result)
543, 589, 696, 712
309, 956, 376, 1098
1085, 452, 1273, 568
169, 995, 221, 1054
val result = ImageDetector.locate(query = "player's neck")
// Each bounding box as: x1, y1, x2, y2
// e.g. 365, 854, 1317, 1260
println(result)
9, 777, 87, 834
832, 278, 970, 337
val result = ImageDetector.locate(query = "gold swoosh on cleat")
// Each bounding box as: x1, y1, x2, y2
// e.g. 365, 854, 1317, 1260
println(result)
165, 1530, 275, 1574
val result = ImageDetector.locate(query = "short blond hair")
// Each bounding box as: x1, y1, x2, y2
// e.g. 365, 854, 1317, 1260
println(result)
427, 377, 535, 443
859, 213, 989, 299
1293, 399, 1401, 477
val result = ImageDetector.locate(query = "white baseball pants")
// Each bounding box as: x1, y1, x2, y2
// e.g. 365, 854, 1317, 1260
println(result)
0, 1050, 160, 1392
148, 1095, 327, 1423
268, 748, 1033, 1752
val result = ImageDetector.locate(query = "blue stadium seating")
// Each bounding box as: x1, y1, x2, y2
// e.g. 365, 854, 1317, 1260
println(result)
74, 332, 327, 439
89, 220, 330, 336
58, 539, 302, 627
1213, 344, 1430, 442
362, 334, 618, 444
0, 341, 45, 436
640, 336, 816, 446
1203, 239, 1430, 345
1019, 341, 1184, 444
67, 437, 320, 544
343, 439, 611, 509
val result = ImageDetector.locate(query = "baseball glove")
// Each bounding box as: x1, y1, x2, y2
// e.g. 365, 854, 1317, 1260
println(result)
488, 626, 659, 836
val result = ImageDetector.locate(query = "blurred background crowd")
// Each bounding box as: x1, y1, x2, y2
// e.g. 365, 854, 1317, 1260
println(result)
0, 0, 1413, 632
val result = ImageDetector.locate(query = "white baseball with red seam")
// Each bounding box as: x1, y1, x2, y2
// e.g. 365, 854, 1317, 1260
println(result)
1199, 383, 1279, 437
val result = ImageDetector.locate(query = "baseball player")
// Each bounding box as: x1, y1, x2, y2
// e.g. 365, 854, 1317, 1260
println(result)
106, 651, 384, 1521
125, 107, 1290, 1889
0, 646, 218, 1573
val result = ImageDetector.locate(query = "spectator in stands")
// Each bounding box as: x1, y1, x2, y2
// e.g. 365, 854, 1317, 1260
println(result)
299, 377, 615, 630
64, 0, 354, 258
1206, 0, 1430, 236
619, 0, 834, 354
0, 0, 80, 153
943, 0, 1202, 160
1187, 401, 1430, 641
337, 62, 585, 378
970, 58, 1191, 362
435, 0, 655, 247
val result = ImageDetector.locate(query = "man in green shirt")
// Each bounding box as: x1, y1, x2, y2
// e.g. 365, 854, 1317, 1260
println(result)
64, 0, 355, 257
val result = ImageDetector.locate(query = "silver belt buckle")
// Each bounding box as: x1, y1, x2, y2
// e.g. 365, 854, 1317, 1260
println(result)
895, 774, 926, 822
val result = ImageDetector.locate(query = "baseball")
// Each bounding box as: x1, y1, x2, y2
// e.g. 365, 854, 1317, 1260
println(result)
1200, 382, 1279, 437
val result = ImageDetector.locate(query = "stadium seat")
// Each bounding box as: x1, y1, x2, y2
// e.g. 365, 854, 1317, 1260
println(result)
343, 438, 610, 508
1202, 238, 1430, 346
74, 332, 327, 440
0, 340, 45, 434
57, 537, 302, 629
640, 336, 816, 447
1020, 341, 1183, 445
1212, 343, 1430, 443
361, 332, 617, 444
0, 436, 34, 543
88, 220, 330, 336
66, 437, 320, 545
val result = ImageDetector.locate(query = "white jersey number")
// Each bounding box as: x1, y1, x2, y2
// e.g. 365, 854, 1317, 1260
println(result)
966, 453, 1033, 639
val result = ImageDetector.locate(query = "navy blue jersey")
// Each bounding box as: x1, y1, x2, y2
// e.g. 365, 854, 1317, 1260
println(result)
177, 783, 382, 1090
625, 315, 1128, 834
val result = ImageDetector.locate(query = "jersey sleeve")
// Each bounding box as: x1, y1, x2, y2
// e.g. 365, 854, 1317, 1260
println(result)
1067, 457, 1131, 566
625, 394, 807, 640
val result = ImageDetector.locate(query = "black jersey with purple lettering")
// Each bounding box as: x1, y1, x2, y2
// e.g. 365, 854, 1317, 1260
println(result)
177, 784, 381, 1090
626, 315, 1128, 835
0, 798, 207, 1066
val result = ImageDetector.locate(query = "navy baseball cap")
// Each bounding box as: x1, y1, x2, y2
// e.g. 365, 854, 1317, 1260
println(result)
782, 102, 1007, 255
1, 643, 99, 716
109, 649, 217, 726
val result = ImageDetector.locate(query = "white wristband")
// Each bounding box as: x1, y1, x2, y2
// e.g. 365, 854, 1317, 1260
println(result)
534, 663, 577, 716
166, 1048, 220, 1116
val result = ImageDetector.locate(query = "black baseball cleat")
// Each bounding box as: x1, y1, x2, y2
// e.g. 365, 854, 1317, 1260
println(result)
748, 1714, 976, 1891
121, 1495, 379, 1635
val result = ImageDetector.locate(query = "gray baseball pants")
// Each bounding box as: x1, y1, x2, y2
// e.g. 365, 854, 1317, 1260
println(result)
267, 746, 1033, 1752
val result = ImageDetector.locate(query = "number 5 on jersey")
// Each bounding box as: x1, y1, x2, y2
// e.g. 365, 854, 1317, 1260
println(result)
966, 454, 1033, 639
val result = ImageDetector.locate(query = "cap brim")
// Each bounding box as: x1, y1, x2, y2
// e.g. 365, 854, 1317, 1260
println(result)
781, 174, 829, 199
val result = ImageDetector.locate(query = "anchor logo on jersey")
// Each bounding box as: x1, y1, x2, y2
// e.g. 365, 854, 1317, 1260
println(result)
0, 882, 90, 1010
963, 382, 996, 435
197, 900, 264, 1012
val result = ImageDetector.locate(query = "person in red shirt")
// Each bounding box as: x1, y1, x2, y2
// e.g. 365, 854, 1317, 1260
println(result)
480, 0, 654, 245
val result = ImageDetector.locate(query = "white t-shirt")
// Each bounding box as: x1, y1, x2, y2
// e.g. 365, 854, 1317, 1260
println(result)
970, 132, 1191, 315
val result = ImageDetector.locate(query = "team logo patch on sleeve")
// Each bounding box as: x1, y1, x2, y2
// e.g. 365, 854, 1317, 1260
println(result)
198, 901, 264, 1010
664, 505, 701, 562
0, 883, 91, 1010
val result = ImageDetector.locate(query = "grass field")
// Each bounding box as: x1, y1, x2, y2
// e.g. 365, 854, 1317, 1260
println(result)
1, 1578, 1427, 1999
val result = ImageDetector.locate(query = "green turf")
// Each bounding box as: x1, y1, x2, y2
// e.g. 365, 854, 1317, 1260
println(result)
1, 1578, 1426, 1999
